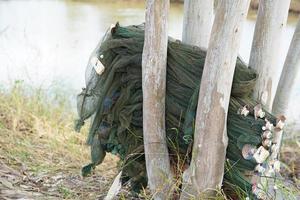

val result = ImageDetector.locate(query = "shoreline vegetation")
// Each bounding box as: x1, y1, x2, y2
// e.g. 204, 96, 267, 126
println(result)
0, 82, 299, 199
250, 0, 300, 15
169, 0, 300, 15
0, 82, 119, 199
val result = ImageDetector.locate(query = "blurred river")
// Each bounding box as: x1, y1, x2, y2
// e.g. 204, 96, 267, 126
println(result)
0, 0, 299, 127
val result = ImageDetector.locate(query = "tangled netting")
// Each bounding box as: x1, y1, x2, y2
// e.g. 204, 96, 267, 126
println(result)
75, 24, 283, 199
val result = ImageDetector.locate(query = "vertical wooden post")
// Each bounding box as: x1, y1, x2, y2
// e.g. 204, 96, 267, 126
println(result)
249, 2, 291, 199
180, 0, 250, 199
142, 0, 172, 199
249, 0, 291, 111
273, 18, 300, 116
182, 0, 214, 48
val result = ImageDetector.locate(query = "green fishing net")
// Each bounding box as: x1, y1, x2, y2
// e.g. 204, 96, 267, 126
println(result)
75, 23, 279, 199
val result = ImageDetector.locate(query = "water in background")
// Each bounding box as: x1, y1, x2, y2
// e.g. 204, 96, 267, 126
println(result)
0, 0, 299, 127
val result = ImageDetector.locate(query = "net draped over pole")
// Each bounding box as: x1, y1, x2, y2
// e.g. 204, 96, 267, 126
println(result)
76, 24, 283, 199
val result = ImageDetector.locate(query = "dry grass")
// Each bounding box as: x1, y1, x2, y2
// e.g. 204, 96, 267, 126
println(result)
281, 141, 300, 185
0, 81, 299, 200
0, 81, 119, 199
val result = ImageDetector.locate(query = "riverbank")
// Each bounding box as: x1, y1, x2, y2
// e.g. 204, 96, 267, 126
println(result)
170, 0, 300, 15
0, 82, 119, 199
250, 0, 300, 14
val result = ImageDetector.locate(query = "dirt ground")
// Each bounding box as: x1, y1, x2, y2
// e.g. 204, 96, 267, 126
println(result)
0, 158, 117, 200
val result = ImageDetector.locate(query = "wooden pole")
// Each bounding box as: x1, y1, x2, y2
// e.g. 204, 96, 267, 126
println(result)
249, 2, 291, 199
249, 0, 291, 111
142, 0, 172, 199
273, 18, 300, 116
182, 0, 214, 48
180, 0, 250, 199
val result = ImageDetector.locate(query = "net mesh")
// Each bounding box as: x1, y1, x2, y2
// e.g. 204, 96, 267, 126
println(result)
75, 23, 278, 198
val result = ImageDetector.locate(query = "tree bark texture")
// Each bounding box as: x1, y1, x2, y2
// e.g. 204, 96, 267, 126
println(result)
249, 0, 291, 111
180, 0, 250, 199
272, 18, 300, 116
182, 0, 214, 49
142, 0, 173, 199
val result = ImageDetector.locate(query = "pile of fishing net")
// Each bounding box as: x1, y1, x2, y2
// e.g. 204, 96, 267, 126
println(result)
75, 23, 285, 199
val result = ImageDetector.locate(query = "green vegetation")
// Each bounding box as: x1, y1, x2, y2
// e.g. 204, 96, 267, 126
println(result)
0, 81, 298, 199
0, 81, 86, 173
0, 81, 118, 199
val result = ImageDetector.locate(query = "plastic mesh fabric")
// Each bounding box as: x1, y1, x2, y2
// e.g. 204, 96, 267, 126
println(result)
76, 23, 277, 198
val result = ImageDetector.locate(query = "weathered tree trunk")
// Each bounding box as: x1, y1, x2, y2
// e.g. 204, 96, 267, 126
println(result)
249, 0, 291, 111
249, 2, 291, 199
272, 18, 300, 116
142, 0, 172, 199
270, 20, 300, 199
182, 0, 214, 48
179, 0, 250, 199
